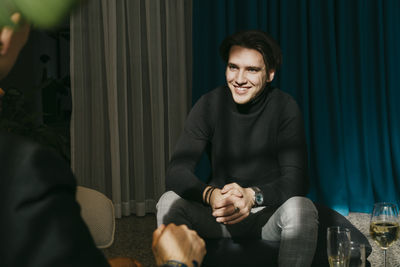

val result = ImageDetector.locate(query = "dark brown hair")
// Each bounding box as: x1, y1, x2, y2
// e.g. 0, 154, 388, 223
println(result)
219, 30, 282, 74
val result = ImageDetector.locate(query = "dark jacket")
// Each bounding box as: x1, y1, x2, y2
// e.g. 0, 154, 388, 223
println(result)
0, 132, 109, 267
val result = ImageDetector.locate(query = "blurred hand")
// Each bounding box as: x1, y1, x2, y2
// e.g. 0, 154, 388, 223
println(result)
212, 183, 255, 225
152, 224, 206, 267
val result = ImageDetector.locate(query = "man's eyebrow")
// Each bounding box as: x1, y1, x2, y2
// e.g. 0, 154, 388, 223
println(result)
246, 66, 262, 70
227, 62, 263, 69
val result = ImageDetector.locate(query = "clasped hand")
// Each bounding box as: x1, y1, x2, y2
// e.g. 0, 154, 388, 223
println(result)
209, 183, 255, 225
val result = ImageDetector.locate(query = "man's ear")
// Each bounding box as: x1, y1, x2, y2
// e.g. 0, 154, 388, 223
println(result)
0, 26, 14, 55
0, 13, 29, 56
267, 69, 275, 82
0, 26, 15, 80
0, 13, 30, 80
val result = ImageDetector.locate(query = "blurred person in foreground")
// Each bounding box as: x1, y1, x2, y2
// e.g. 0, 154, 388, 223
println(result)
0, 4, 205, 267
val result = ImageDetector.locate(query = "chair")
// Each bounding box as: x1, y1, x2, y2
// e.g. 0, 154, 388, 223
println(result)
76, 186, 115, 248
76, 187, 147, 267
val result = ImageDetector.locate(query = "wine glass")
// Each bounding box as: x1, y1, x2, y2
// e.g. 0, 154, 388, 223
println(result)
369, 202, 400, 267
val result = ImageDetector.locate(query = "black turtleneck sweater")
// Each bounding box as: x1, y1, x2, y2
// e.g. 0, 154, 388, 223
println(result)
166, 85, 308, 208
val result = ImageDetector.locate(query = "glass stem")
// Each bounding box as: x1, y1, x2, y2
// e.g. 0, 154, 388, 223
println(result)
383, 249, 387, 267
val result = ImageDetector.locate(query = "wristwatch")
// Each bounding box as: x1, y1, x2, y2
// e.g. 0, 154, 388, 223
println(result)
251, 187, 264, 207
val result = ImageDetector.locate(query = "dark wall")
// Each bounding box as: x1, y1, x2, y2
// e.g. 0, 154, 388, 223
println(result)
0, 27, 70, 118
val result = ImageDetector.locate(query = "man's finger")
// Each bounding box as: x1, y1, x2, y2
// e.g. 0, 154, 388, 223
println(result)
216, 211, 242, 223
221, 183, 239, 193
212, 204, 236, 217
222, 188, 242, 198
221, 185, 231, 194
224, 213, 248, 225
213, 195, 239, 209
152, 224, 166, 247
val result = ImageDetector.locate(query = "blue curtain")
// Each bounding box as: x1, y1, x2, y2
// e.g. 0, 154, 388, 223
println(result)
192, 0, 400, 214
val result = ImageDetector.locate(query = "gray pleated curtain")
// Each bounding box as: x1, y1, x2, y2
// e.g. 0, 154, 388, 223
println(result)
70, 0, 192, 218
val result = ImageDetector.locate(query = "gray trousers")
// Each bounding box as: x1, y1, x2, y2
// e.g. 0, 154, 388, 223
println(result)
157, 191, 319, 267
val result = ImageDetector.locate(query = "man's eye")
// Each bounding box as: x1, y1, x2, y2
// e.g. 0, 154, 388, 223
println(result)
228, 65, 238, 70
248, 68, 258, 72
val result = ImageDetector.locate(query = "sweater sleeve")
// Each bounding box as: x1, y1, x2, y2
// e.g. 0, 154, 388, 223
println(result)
258, 97, 309, 207
165, 95, 212, 203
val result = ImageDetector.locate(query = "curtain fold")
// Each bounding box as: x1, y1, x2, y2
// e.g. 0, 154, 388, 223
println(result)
70, 0, 192, 218
193, 0, 400, 214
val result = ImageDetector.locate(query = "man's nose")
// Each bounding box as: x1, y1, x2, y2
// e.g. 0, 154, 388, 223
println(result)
235, 70, 247, 84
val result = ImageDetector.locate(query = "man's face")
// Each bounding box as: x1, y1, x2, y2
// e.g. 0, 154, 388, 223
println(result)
225, 45, 274, 104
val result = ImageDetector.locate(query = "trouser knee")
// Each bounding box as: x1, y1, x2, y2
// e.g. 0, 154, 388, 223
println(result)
281, 196, 318, 227
157, 191, 181, 210
156, 191, 192, 227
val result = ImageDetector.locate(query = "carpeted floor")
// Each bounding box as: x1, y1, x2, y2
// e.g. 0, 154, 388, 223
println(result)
102, 214, 157, 267
102, 213, 400, 267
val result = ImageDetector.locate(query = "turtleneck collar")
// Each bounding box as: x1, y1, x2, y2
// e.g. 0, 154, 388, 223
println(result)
229, 83, 272, 114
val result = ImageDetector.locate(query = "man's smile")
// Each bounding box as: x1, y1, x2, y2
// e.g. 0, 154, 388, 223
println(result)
234, 86, 251, 94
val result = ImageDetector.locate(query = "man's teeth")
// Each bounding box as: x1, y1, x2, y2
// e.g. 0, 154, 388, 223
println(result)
237, 87, 247, 91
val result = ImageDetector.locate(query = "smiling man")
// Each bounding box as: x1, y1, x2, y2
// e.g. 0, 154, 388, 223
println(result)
157, 30, 319, 266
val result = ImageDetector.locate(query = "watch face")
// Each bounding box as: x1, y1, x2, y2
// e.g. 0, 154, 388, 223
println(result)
255, 193, 263, 205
